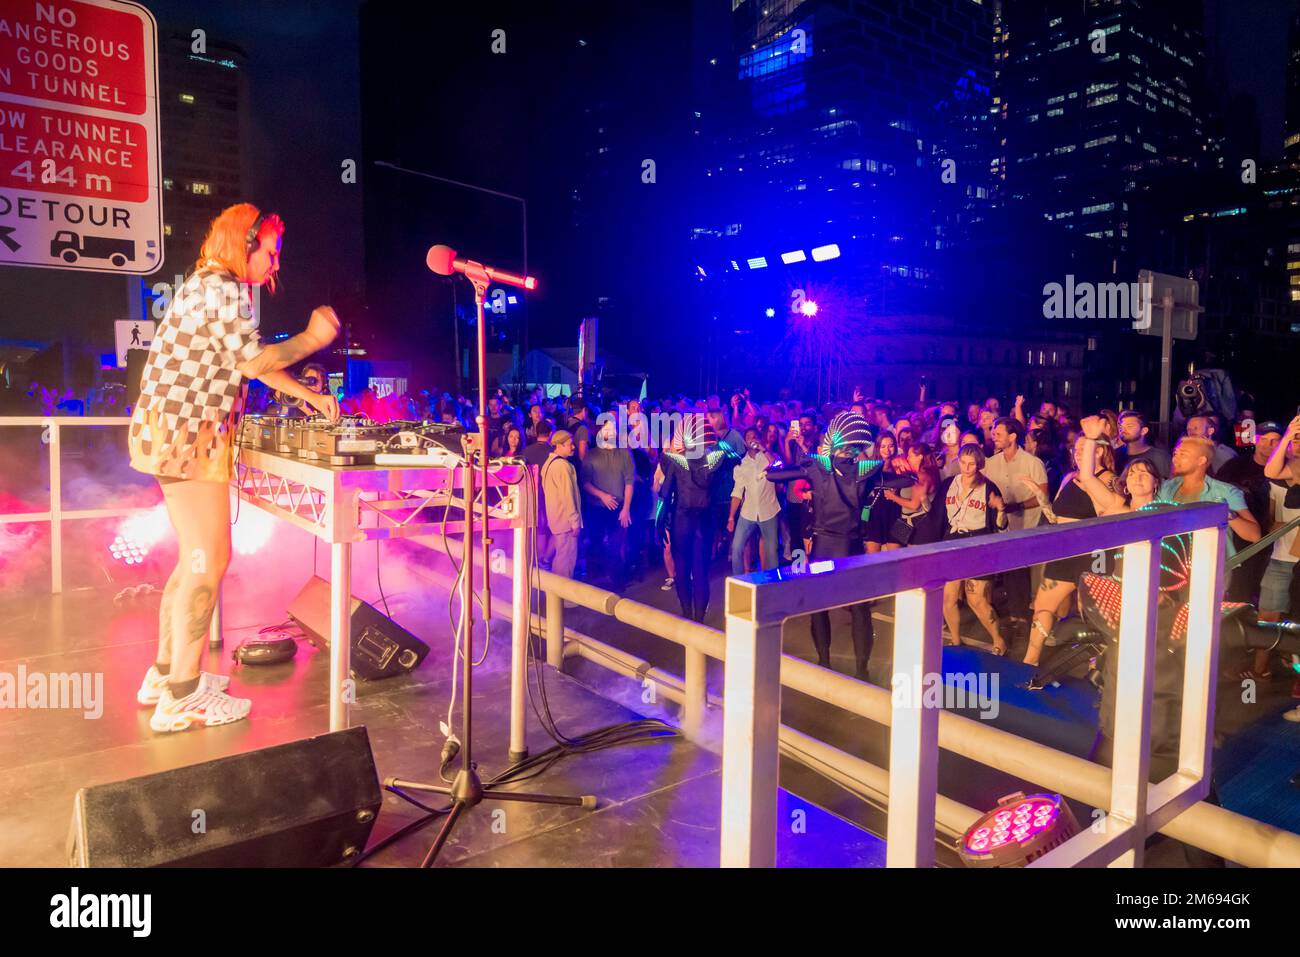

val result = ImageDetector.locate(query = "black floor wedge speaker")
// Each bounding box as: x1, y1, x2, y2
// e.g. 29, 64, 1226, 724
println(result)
287, 575, 430, 680
68, 727, 381, 867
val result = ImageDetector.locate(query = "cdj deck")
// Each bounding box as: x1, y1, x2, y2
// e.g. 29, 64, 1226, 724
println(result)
237, 414, 466, 466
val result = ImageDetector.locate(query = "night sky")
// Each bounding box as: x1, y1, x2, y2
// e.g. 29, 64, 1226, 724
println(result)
1, 0, 1297, 387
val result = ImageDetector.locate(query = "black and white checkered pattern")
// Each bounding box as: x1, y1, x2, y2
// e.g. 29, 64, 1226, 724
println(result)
131, 269, 262, 456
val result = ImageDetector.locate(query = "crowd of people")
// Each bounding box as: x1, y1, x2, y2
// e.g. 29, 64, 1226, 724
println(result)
505, 385, 1300, 706
16, 367, 1300, 703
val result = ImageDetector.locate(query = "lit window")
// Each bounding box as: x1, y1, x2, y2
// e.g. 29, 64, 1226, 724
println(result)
190, 182, 212, 195
164, 224, 173, 236
179, 93, 195, 104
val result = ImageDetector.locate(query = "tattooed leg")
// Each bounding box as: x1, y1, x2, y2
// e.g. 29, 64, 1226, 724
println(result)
155, 566, 181, 666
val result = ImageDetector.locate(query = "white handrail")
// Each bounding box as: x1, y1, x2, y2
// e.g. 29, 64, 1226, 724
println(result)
722, 502, 1226, 867
0, 415, 139, 593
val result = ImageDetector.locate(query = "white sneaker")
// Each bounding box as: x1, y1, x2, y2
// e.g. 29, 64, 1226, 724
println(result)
150, 686, 251, 733
660, 577, 674, 591
1283, 706, 1300, 723
136, 665, 230, 706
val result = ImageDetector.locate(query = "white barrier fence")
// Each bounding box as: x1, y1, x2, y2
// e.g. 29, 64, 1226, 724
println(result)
0, 416, 143, 594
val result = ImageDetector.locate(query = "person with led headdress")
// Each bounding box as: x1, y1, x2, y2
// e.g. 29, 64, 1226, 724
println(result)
656, 416, 740, 622
764, 411, 909, 681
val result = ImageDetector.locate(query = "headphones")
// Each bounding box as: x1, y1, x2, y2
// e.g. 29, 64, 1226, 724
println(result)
245, 212, 266, 255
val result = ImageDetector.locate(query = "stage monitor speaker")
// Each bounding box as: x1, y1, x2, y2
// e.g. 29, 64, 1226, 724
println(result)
68, 726, 381, 867
288, 575, 430, 680
125, 347, 150, 406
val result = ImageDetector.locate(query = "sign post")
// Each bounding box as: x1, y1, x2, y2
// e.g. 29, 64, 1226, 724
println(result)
1135, 270, 1202, 445
0, 0, 162, 275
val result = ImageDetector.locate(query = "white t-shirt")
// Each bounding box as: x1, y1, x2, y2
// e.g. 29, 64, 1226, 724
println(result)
1269, 480, 1300, 564
945, 477, 992, 534
982, 446, 1049, 531
731, 450, 782, 522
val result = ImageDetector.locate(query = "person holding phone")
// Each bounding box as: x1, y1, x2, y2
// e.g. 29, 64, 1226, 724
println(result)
129, 203, 340, 732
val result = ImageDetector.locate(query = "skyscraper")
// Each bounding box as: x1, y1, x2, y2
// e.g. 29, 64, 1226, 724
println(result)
1285, 13, 1300, 159
1000, 0, 1210, 254
695, 0, 996, 308
688, 0, 1095, 402
156, 33, 249, 272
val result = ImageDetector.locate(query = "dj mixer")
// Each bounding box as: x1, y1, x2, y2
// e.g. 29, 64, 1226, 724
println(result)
238, 415, 467, 467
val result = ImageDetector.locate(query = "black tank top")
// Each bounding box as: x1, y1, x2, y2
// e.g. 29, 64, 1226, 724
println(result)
1053, 475, 1099, 520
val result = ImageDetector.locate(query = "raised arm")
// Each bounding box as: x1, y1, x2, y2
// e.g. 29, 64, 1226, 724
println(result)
1076, 417, 1126, 514
1265, 416, 1300, 480
237, 307, 340, 378
1012, 394, 1027, 426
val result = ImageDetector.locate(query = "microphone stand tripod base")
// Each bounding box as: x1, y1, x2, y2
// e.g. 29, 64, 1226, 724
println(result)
380, 265, 594, 868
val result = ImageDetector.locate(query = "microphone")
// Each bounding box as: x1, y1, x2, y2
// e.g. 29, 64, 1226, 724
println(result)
426, 245, 537, 291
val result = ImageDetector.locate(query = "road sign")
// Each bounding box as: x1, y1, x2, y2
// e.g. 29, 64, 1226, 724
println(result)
1134, 269, 1200, 341
113, 317, 152, 366
0, 0, 162, 274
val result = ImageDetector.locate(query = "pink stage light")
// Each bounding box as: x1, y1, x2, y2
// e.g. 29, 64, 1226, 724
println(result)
109, 534, 147, 565
799, 299, 819, 317
959, 793, 1079, 867
231, 503, 275, 556
111, 503, 171, 563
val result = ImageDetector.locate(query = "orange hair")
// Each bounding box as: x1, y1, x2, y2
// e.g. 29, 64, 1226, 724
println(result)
195, 203, 284, 290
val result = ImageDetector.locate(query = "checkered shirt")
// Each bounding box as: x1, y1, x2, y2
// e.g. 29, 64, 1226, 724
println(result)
129, 268, 262, 471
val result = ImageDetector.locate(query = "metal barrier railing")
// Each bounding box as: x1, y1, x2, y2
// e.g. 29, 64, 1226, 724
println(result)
0, 416, 143, 593
482, 506, 1300, 869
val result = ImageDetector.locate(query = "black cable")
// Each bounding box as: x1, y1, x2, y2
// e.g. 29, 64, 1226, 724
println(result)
354, 456, 679, 868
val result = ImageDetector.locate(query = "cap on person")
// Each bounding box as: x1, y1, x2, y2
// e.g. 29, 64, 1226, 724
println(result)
1257, 421, 1284, 437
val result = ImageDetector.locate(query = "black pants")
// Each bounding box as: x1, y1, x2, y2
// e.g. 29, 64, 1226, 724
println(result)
1227, 534, 1269, 605
672, 506, 714, 621
808, 533, 874, 674
1002, 565, 1032, 621
584, 504, 629, 590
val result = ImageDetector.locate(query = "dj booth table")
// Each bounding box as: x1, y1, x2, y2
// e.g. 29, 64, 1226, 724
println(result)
227, 446, 534, 755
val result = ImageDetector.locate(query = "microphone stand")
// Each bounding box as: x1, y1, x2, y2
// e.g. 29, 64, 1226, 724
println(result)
385, 260, 594, 868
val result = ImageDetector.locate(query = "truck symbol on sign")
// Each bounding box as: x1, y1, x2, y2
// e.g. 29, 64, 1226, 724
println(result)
50, 231, 135, 268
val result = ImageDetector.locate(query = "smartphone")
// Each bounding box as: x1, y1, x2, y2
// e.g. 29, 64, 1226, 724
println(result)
790, 419, 800, 436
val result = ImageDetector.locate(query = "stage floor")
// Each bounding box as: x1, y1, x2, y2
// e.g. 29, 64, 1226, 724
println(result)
3, 530, 1296, 868
0, 583, 884, 868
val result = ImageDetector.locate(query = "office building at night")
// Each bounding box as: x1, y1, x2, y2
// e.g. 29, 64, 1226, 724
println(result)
156, 34, 249, 272
999, 0, 1211, 255
689, 0, 1089, 403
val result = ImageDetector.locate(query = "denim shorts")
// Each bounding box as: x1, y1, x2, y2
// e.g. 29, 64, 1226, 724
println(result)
1259, 558, 1297, 614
